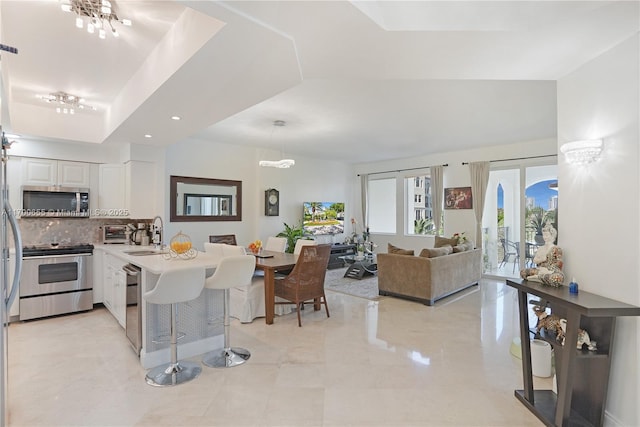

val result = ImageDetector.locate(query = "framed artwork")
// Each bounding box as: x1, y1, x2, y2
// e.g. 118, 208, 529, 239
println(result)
444, 187, 473, 210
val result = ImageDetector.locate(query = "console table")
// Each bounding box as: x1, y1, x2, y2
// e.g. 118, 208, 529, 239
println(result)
506, 278, 640, 427
327, 244, 356, 269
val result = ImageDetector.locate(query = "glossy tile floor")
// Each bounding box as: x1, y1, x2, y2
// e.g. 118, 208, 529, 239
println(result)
8, 278, 549, 426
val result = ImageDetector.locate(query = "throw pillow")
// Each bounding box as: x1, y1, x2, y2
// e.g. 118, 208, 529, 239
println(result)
419, 246, 453, 258
453, 241, 476, 253
434, 236, 459, 248
388, 243, 415, 256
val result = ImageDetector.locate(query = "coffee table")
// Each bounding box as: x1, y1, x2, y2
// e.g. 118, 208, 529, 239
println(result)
339, 254, 377, 279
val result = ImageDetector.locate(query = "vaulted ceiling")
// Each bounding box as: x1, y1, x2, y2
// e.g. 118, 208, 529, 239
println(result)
1, 1, 637, 163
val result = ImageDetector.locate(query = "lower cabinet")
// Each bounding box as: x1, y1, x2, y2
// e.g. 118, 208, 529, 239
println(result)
103, 253, 126, 327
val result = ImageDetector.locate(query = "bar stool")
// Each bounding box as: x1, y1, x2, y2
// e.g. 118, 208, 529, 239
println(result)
202, 254, 256, 368
143, 266, 206, 387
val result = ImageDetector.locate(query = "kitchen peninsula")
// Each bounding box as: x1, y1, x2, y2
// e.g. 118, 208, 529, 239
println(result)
96, 245, 225, 369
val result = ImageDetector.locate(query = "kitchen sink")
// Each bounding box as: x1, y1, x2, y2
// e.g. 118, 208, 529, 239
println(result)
123, 250, 162, 256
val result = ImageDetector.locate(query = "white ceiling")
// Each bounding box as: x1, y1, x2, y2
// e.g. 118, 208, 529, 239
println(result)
1, 1, 638, 163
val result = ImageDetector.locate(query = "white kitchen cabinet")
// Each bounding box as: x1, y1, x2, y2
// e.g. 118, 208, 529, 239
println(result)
97, 164, 126, 218
125, 161, 156, 218
22, 158, 90, 187
98, 161, 157, 218
103, 253, 126, 327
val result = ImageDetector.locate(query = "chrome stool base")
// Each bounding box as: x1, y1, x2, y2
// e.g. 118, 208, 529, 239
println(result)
145, 361, 202, 387
202, 347, 250, 368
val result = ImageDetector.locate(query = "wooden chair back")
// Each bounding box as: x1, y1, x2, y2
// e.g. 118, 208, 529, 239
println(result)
274, 244, 331, 326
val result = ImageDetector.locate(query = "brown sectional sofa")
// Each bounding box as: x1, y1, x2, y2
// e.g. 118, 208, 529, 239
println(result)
377, 248, 482, 305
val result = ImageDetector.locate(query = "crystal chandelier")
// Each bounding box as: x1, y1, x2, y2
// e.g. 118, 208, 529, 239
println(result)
36, 91, 97, 115
60, 0, 132, 39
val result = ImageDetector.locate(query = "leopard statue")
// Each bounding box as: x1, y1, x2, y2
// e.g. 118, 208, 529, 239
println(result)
532, 305, 565, 343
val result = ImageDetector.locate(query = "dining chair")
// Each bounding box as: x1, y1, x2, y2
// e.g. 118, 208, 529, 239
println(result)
499, 238, 517, 269
508, 240, 521, 273
202, 254, 256, 368
265, 236, 287, 253
203, 243, 263, 322
143, 266, 206, 386
293, 239, 317, 255
525, 242, 538, 268
274, 244, 331, 327
208, 234, 237, 245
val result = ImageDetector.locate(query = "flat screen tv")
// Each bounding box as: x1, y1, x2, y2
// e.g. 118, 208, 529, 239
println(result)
303, 202, 345, 235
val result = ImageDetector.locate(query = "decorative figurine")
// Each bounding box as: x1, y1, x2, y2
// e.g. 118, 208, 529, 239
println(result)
520, 222, 565, 287
533, 305, 565, 343
559, 319, 598, 351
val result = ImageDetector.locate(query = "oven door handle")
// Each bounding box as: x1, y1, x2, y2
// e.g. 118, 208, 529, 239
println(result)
4, 199, 22, 310
122, 264, 141, 276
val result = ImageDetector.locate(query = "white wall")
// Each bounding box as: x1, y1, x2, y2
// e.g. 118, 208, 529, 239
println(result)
352, 138, 556, 254
165, 138, 353, 250
557, 34, 639, 427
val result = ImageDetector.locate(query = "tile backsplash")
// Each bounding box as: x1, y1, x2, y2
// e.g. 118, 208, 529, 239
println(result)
17, 218, 152, 247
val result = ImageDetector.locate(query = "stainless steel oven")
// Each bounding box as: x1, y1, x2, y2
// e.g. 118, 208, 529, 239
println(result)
20, 244, 93, 320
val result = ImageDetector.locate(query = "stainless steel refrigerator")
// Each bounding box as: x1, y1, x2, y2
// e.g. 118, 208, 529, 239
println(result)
1, 128, 22, 427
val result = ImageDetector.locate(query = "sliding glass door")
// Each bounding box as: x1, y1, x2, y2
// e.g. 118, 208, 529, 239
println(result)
482, 162, 557, 279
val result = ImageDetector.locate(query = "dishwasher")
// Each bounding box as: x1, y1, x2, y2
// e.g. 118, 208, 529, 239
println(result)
123, 264, 142, 356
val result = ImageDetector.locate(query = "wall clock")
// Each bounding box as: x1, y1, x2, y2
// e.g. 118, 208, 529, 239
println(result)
265, 188, 279, 216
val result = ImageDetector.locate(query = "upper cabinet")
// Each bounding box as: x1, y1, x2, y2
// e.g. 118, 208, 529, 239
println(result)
98, 164, 126, 218
125, 161, 157, 219
22, 158, 90, 188
98, 161, 157, 218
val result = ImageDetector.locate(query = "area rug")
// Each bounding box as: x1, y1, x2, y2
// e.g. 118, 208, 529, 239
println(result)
324, 267, 380, 300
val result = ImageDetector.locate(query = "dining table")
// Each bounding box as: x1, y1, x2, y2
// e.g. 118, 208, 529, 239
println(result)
254, 250, 298, 324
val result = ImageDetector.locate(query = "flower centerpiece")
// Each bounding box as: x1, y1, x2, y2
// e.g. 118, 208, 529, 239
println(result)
348, 218, 377, 254
248, 239, 262, 255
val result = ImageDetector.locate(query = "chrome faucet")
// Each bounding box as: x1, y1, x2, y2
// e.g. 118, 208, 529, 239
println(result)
151, 215, 163, 249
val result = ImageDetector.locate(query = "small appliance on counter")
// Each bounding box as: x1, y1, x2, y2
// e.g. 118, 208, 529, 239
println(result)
103, 224, 129, 244
129, 223, 149, 245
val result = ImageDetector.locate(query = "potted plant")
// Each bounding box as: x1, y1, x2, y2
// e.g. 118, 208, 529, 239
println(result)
526, 207, 557, 245
276, 222, 309, 253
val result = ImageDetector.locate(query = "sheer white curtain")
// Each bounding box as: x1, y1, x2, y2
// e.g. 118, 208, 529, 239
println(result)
468, 161, 490, 248
360, 174, 368, 227
430, 165, 443, 235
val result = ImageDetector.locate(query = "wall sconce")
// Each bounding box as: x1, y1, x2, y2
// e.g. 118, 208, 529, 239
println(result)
560, 139, 603, 165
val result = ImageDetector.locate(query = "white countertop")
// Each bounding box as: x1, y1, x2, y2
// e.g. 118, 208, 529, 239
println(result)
95, 244, 220, 274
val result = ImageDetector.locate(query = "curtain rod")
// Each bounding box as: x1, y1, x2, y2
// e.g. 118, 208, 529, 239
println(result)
461, 154, 556, 165
357, 164, 448, 177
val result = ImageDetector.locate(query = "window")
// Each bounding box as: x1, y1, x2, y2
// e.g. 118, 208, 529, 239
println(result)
406, 174, 433, 235
368, 178, 395, 233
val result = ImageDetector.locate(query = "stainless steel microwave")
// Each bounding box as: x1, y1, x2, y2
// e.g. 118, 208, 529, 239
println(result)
21, 186, 90, 218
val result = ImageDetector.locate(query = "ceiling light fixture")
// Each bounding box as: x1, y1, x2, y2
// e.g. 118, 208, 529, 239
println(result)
560, 139, 603, 165
60, 0, 132, 39
259, 120, 295, 169
36, 91, 97, 114
171, 116, 181, 121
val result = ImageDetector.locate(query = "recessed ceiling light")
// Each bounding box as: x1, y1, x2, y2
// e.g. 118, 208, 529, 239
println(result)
144, 134, 152, 138
171, 116, 181, 121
